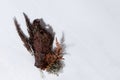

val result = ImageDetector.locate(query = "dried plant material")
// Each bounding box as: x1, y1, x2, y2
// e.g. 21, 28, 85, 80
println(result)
14, 13, 66, 75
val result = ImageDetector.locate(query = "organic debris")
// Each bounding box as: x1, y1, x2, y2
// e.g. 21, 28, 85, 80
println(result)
14, 13, 66, 75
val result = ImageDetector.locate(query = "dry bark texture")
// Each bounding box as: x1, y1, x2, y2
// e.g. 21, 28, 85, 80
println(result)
14, 13, 66, 75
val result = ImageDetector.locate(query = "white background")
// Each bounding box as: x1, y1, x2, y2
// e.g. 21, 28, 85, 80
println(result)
0, 0, 120, 80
